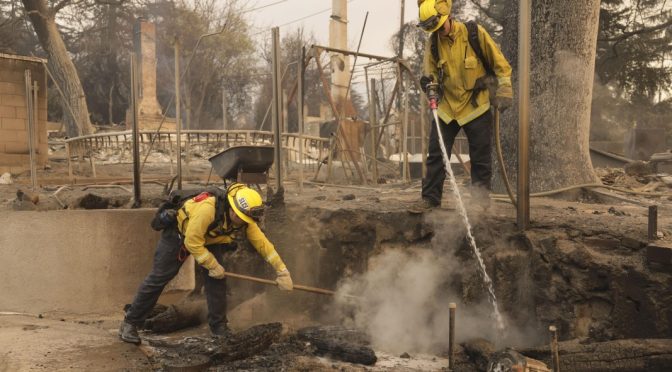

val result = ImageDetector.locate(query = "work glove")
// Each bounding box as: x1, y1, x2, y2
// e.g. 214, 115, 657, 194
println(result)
198, 251, 226, 279
494, 85, 513, 112
276, 269, 293, 291
420, 75, 434, 94
208, 262, 226, 280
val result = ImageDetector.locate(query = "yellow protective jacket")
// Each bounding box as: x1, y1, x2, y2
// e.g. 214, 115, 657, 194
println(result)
176, 196, 287, 273
424, 20, 512, 126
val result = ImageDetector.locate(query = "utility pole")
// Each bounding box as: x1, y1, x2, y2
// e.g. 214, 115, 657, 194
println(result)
330, 0, 349, 110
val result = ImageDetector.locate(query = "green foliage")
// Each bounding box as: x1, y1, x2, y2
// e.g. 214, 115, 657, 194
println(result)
596, 0, 672, 100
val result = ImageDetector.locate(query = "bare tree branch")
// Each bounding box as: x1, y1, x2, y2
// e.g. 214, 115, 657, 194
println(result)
469, 0, 501, 24
50, 0, 70, 13
599, 18, 672, 42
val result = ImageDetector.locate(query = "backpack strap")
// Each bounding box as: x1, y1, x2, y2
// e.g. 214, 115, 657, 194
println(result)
465, 21, 494, 76
204, 187, 231, 235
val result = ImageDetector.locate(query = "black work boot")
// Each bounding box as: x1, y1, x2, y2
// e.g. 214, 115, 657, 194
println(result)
210, 324, 232, 339
119, 320, 141, 345
408, 198, 440, 214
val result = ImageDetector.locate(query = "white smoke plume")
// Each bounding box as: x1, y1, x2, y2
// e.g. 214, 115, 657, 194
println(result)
334, 214, 542, 354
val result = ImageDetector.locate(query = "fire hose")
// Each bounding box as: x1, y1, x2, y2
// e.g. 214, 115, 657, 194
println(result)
493, 109, 517, 205
425, 83, 671, 208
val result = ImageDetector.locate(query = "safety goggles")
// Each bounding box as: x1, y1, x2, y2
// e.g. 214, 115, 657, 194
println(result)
233, 197, 265, 222
418, 14, 441, 32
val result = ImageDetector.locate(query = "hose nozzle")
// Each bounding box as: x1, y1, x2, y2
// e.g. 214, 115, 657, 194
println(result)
426, 82, 440, 110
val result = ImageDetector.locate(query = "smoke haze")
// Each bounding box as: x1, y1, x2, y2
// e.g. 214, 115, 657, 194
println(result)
334, 215, 542, 354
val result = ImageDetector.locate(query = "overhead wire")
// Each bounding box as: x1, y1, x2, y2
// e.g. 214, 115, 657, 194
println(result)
241, 0, 289, 14
251, 0, 357, 37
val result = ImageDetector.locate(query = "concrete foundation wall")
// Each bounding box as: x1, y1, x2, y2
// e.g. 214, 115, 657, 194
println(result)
0, 209, 193, 314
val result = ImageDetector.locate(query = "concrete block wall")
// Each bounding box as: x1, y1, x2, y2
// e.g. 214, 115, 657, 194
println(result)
0, 54, 48, 174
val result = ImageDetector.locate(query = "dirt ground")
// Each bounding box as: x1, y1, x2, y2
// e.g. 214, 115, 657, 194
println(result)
1, 154, 671, 371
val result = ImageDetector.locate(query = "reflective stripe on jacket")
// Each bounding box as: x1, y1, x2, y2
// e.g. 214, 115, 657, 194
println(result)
424, 20, 512, 126
176, 196, 287, 272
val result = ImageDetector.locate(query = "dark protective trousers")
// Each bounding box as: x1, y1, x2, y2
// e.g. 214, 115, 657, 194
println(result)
422, 110, 493, 205
124, 228, 230, 331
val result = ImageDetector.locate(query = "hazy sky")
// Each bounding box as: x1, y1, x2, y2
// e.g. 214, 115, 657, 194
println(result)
251, 0, 419, 58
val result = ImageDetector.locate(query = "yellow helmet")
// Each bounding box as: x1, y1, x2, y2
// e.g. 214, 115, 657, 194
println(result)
227, 183, 264, 224
418, 0, 450, 33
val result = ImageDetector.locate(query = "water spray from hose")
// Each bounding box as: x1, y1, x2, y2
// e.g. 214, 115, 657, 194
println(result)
425, 83, 505, 331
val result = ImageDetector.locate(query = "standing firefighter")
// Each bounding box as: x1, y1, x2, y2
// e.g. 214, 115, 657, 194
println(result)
119, 183, 293, 344
413, 0, 513, 210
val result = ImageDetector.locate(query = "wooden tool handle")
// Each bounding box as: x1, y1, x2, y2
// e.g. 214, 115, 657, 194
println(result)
223, 271, 337, 296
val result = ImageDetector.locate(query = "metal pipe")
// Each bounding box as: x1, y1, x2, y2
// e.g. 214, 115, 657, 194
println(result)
369, 78, 379, 184
298, 46, 305, 192
174, 37, 182, 190
40, 61, 83, 134
517, 0, 531, 230
311, 44, 393, 61
449, 302, 456, 370
549, 325, 560, 372
33, 81, 40, 184
648, 205, 658, 240
341, 11, 369, 117
82, 185, 132, 193
130, 54, 141, 206
24, 70, 37, 190
272, 27, 283, 191
258, 61, 298, 131
400, 63, 409, 182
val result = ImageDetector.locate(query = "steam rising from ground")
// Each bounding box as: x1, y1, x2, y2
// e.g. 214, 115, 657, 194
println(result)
334, 215, 541, 354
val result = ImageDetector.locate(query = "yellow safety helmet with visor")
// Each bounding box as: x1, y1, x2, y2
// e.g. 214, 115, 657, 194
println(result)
227, 183, 265, 224
418, 0, 451, 33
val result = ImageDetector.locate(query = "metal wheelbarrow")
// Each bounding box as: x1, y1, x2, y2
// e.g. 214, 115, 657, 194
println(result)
208, 145, 274, 185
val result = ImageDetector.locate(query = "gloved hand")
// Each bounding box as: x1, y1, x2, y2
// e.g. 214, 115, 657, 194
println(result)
494, 85, 513, 112
420, 75, 434, 94
208, 262, 226, 280
276, 269, 293, 291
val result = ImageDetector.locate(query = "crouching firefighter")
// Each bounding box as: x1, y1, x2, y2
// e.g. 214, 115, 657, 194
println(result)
119, 183, 293, 344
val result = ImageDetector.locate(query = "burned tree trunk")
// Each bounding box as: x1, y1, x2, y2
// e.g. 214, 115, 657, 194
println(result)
494, 0, 601, 193
144, 299, 206, 333
211, 323, 283, 363
297, 326, 378, 366
22, 0, 94, 137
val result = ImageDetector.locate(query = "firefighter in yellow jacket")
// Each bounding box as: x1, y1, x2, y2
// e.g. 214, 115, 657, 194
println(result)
119, 184, 292, 344
414, 0, 513, 210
